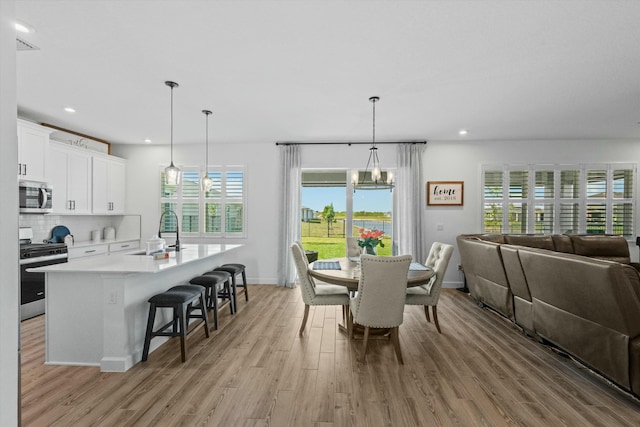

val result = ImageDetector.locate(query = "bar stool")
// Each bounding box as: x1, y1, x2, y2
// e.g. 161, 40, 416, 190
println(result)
203, 271, 236, 314
142, 284, 210, 363
189, 272, 233, 329
213, 263, 249, 308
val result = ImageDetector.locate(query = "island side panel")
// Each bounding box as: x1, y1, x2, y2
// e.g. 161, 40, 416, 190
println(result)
45, 272, 104, 366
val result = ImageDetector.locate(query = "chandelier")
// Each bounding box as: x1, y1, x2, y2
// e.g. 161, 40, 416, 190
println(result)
352, 96, 394, 191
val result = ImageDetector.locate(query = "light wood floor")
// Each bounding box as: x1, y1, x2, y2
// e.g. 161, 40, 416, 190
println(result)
21, 286, 640, 426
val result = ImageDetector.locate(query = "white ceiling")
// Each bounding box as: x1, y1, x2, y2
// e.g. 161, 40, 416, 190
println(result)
15, 0, 640, 146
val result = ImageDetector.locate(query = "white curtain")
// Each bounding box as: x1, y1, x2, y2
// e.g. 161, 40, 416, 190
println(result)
393, 143, 427, 262
278, 144, 301, 287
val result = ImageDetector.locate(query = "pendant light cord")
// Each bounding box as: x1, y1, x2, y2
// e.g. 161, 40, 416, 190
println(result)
372, 98, 376, 149
205, 112, 209, 170
170, 85, 174, 163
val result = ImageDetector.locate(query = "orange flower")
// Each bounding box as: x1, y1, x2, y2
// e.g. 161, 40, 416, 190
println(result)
357, 228, 385, 250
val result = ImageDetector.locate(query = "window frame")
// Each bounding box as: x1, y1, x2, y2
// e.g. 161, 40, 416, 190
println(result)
481, 163, 636, 238
160, 165, 247, 239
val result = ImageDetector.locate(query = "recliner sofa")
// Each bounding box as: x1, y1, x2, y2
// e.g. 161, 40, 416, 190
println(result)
457, 233, 640, 397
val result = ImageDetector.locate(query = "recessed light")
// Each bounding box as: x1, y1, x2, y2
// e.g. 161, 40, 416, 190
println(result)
458, 129, 468, 136
64, 107, 76, 113
144, 139, 152, 143
15, 21, 35, 34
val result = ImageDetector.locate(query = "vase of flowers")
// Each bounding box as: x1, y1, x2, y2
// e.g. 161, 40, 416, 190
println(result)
357, 228, 384, 255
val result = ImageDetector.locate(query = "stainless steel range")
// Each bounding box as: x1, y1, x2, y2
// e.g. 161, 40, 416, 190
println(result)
19, 227, 68, 320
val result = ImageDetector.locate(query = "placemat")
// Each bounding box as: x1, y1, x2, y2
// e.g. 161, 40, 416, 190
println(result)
409, 262, 430, 271
313, 261, 341, 270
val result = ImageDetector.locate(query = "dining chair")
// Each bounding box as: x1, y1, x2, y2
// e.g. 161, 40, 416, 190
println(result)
349, 254, 412, 363
405, 242, 454, 333
346, 236, 360, 258
290, 243, 350, 335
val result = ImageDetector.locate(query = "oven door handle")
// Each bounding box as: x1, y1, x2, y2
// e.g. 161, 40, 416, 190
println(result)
19, 253, 68, 265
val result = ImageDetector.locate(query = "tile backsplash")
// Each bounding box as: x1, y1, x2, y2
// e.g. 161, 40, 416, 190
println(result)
20, 214, 140, 243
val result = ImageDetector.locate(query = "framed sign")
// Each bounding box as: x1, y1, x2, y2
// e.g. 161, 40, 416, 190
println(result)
42, 123, 111, 154
427, 181, 464, 206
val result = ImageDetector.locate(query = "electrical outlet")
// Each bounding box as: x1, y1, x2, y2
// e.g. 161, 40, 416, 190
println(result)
108, 292, 117, 304
457, 264, 463, 270
436, 224, 444, 231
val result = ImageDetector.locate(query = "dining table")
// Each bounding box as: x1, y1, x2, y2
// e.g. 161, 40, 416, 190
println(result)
308, 257, 434, 291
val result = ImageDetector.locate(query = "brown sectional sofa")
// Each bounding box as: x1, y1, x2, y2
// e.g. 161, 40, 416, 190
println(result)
457, 233, 640, 397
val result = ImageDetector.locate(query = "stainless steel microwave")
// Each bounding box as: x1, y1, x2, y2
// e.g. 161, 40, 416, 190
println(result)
19, 181, 53, 214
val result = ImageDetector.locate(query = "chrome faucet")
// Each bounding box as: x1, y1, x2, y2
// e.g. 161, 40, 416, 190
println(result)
158, 210, 180, 252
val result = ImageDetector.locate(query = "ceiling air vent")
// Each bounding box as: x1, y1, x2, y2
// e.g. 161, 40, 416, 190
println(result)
16, 37, 39, 51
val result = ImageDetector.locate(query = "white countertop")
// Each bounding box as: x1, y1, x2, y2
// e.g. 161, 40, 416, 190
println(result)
29, 244, 242, 274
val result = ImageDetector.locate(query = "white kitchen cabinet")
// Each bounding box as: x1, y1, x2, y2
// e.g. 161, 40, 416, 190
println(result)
108, 240, 140, 253
48, 142, 92, 214
67, 244, 109, 260
92, 155, 126, 214
17, 119, 52, 182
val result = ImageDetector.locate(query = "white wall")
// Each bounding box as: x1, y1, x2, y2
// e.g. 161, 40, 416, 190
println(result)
116, 138, 640, 289
422, 139, 640, 286
0, 1, 20, 425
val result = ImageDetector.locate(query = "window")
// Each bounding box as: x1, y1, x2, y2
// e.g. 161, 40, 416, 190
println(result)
482, 164, 635, 237
160, 166, 246, 237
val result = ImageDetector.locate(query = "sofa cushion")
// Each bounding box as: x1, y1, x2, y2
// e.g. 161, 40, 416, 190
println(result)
504, 235, 555, 250
570, 235, 630, 263
476, 234, 506, 244
552, 235, 574, 253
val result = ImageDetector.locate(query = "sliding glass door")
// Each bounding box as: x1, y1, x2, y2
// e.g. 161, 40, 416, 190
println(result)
301, 170, 393, 259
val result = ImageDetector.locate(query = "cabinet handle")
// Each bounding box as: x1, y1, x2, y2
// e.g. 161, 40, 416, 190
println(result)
36, 292, 44, 296
72, 200, 76, 210
18, 163, 22, 175
68, 200, 72, 210
121, 244, 130, 248
85, 250, 96, 254
23, 164, 27, 176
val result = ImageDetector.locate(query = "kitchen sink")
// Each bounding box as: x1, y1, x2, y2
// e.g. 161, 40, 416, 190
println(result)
126, 247, 176, 256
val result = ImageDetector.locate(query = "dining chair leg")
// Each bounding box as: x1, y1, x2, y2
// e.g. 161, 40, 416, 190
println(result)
391, 326, 404, 364
432, 305, 441, 334
348, 311, 354, 340
360, 326, 370, 362
424, 305, 431, 323
299, 304, 310, 336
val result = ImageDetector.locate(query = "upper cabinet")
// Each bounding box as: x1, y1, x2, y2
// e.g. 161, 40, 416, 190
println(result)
48, 142, 92, 214
17, 119, 52, 182
92, 155, 126, 214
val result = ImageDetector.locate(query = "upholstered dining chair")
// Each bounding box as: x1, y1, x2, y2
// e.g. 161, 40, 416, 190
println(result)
349, 254, 412, 363
405, 242, 454, 333
346, 236, 361, 258
290, 243, 350, 335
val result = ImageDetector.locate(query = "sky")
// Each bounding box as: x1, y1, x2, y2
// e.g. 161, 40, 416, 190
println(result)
302, 186, 392, 213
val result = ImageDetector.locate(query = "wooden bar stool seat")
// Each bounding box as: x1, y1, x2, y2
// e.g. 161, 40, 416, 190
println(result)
141, 284, 209, 363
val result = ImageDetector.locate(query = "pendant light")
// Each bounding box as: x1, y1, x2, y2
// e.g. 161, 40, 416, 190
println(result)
164, 81, 181, 185
201, 109, 213, 192
352, 96, 394, 191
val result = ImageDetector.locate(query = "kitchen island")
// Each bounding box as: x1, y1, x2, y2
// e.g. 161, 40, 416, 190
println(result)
29, 244, 242, 372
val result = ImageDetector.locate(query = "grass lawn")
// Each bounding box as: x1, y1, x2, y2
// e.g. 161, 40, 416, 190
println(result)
301, 220, 391, 259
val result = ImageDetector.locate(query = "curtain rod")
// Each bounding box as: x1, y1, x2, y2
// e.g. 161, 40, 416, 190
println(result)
275, 140, 427, 146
